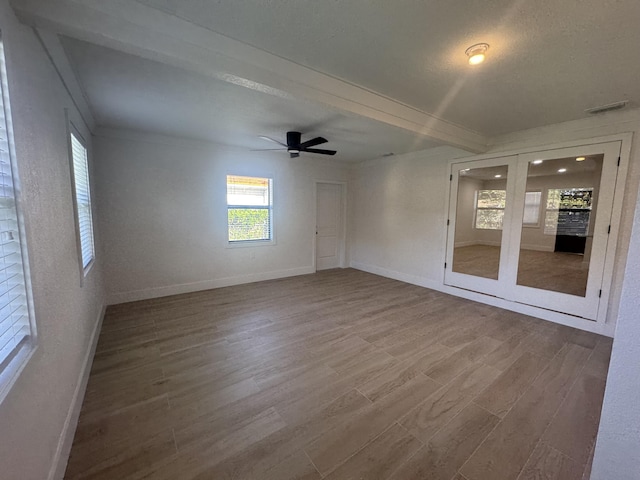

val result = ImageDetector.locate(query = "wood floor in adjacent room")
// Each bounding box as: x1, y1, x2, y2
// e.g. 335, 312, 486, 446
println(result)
64, 269, 611, 480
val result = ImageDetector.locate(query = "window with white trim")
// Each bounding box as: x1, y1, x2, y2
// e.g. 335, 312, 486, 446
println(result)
474, 189, 506, 230
523, 191, 542, 226
227, 175, 273, 243
69, 131, 95, 271
0, 36, 34, 394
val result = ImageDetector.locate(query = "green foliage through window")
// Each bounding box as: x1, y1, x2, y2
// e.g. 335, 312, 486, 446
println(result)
228, 208, 270, 241
227, 175, 273, 242
475, 190, 506, 230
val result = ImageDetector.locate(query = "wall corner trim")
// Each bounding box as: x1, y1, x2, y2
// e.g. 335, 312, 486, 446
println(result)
47, 304, 106, 480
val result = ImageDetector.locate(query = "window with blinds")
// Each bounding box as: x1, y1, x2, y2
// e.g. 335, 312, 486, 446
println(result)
227, 175, 273, 243
70, 132, 95, 270
523, 191, 542, 226
0, 37, 33, 379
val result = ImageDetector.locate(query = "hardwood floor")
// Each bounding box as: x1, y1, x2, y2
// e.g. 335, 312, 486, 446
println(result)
453, 245, 589, 297
64, 269, 611, 480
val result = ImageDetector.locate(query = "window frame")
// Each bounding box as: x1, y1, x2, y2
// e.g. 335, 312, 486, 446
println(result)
66, 117, 96, 281
543, 187, 593, 236
522, 190, 542, 228
226, 175, 275, 246
0, 34, 37, 404
474, 189, 506, 230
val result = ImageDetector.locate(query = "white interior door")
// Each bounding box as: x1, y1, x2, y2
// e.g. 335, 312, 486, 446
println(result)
444, 155, 518, 297
316, 182, 343, 270
506, 141, 621, 320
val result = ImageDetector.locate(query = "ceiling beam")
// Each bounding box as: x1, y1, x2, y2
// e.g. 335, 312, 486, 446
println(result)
34, 28, 96, 132
12, 0, 488, 153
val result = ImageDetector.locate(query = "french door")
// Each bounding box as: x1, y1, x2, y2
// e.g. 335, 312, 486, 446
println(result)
444, 141, 621, 320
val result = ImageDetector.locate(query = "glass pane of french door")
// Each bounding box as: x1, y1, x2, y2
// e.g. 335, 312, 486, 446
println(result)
516, 154, 604, 297
452, 165, 509, 280
509, 141, 621, 320
445, 156, 517, 298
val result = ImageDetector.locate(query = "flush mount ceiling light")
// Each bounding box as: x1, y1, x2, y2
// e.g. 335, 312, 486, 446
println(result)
532, 160, 543, 165
576, 156, 586, 162
494, 174, 502, 178
465, 43, 489, 65
558, 168, 567, 173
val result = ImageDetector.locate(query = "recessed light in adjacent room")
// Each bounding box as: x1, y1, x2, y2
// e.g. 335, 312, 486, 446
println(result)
558, 168, 567, 173
576, 157, 586, 162
532, 160, 543, 165
494, 174, 502, 178
465, 43, 489, 65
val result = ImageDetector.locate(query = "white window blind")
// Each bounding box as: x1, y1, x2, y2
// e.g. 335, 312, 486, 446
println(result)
227, 175, 273, 242
70, 132, 95, 270
523, 191, 542, 226
0, 38, 32, 371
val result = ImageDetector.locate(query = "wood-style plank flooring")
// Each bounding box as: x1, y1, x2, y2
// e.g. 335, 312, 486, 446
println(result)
64, 269, 611, 480
453, 245, 589, 297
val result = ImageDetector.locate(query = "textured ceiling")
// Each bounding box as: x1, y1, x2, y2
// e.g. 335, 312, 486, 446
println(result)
137, 0, 640, 136
61, 38, 443, 163
21, 0, 640, 160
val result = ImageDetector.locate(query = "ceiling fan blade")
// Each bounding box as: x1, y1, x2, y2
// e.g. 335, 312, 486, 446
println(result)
258, 135, 287, 147
302, 148, 337, 156
298, 137, 327, 149
250, 148, 287, 151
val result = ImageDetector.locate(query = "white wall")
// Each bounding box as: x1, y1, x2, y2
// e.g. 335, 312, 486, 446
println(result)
350, 109, 640, 332
350, 145, 469, 286
590, 182, 640, 480
0, 2, 106, 479
453, 176, 483, 247
94, 129, 350, 303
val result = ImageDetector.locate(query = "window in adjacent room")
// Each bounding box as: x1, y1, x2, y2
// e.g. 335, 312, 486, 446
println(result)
544, 187, 593, 235
227, 175, 273, 243
474, 189, 506, 230
69, 129, 95, 273
0, 36, 36, 401
522, 191, 542, 227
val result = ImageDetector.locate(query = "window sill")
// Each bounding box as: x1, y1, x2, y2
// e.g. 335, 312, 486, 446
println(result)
0, 339, 37, 406
226, 239, 276, 249
79, 257, 95, 287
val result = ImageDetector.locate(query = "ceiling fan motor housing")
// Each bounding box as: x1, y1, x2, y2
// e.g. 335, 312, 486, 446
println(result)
286, 131, 302, 147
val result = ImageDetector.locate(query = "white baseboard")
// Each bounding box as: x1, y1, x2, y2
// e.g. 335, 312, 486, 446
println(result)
107, 266, 315, 305
350, 261, 614, 338
48, 304, 106, 480
453, 241, 503, 248
453, 241, 479, 248
350, 261, 442, 291
520, 243, 555, 252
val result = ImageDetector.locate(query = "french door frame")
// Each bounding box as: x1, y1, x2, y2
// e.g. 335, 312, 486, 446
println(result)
445, 138, 626, 324
444, 155, 518, 297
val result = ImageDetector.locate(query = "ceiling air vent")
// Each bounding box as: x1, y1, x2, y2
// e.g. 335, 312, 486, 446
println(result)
585, 100, 628, 115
